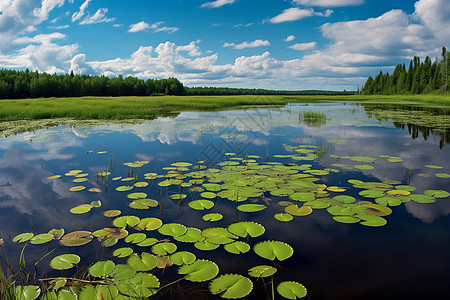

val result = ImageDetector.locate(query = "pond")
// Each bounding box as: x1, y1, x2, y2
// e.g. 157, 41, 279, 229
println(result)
1, 101, 449, 299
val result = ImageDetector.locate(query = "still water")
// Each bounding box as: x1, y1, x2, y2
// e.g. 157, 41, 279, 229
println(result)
1, 102, 449, 299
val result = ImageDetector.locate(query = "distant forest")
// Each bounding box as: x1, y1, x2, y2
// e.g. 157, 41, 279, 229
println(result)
0, 68, 354, 99
362, 47, 450, 95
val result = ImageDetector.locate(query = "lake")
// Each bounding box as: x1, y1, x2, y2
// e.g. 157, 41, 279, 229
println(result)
1, 101, 449, 299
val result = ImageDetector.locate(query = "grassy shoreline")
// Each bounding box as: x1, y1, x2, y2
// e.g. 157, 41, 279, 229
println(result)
1, 94, 449, 137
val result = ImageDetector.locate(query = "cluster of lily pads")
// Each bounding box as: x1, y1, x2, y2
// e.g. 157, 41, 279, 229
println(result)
10, 142, 449, 299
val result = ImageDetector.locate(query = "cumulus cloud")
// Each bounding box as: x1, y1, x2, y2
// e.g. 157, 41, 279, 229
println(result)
414, 0, 450, 45
284, 35, 296, 42
176, 41, 202, 56
292, 0, 364, 7
201, 0, 236, 8
0, 0, 64, 53
223, 39, 271, 49
129, 21, 150, 32
289, 42, 317, 51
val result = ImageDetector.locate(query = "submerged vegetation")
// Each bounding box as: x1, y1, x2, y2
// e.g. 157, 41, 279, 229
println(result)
298, 111, 327, 127
2, 138, 449, 299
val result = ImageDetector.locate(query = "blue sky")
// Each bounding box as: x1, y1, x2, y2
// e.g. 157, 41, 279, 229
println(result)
0, 0, 449, 90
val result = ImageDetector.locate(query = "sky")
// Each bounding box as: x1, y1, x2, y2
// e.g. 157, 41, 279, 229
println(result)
0, 0, 449, 91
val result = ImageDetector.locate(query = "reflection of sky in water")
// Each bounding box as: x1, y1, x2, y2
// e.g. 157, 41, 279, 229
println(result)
0, 102, 449, 299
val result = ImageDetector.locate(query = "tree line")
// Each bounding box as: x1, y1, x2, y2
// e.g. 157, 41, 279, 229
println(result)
362, 47, 450, 95
0, 69, 185, 99
185, 87, 354, 96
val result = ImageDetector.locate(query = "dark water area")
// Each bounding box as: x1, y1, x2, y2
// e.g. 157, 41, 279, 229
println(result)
1, 102, 449, 299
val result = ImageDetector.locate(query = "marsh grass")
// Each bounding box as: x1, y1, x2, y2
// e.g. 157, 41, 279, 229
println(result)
299, 111, 327, 126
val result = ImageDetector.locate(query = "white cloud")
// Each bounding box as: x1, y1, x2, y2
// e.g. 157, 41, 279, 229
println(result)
268, 7, 315, 23
79, 8, 115, 25
201, 0, 236, 8
176, 41, 202, 56
14, 32, 67, 45
72, 0, 90, 22
0, 0, 64, 53
129, 21, 150, 32
284, 35, 295, 42
289, 42, 316, 51
48, 24, 69, 29
292, 0, 364, 7
234, 23, 254, 28
223, 39, 271, 49
414, 0, 450, 45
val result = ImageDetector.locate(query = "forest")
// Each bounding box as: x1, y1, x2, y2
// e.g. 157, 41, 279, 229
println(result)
0, 69, 185, 99
0, 68, 354, 100
362, 47, 450, 95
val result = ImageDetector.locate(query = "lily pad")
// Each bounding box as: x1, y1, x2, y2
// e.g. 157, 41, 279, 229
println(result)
69, 205, 92, 214
13, 232, 34, 243
203, 213, 223, 222
332, 216, 361, 224
253, 241, 294, 261
15, 285, 41, 300
136, 217, 163, 231
357, 214, 387, 227
435, 173, 450, 178
201, 192, 217, 199
178, 259, 219, 282
274, 213, 294, 222
158, 223, 187, 237
209, 274, 253, 299
227, 222, 265, 238
50, 254, 80, 270
170, 251, 196, 266
30, 233, 53, 245
113, 215, 140, 228
224, 241, 251, 254
113, 247, 134, 258
202, 227, 238, 245
89, 260, 115, 278
127, 253, 158, 271
424, 190, 450, 198
237, 204, 267, 213
151, 242, 177, 256
248, 265, 278, 278
116, 273, 159, 298
116, 186, 134, 192
103, 210, 121, 217
127, 192, 148, 199
277, 281, 307, 299
48, 229, 65, 240
285, 204, 313, 216
129, 199, 159, 210
69, 186, 85, 192
59, 231, 93, 247
409, 194, 437, 204
194, 240, 220, 251
174, 227, 204, 243
189, 200, 215, 210
363, 203, 392, 216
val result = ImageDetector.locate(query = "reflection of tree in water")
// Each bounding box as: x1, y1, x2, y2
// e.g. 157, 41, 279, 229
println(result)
362, 103, 450, 148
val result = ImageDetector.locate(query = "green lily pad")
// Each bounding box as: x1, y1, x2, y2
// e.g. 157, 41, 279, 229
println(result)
227, 221, 265, 238
127, 253, 158, 271
409, 194, 437, 204
375, 196, 402, 207
363, 203, 392, 216
209, 274, 253, 299
69, 205, 92, 214
50, 254, 80, 270
425, 164, 443, 169
357, 214, 387, 227
30, 233, 53, 245
326, 206, 356, 216
170, 251, 196, 266
359, 190, 385, 198
202, 227, 238, 245
113, 247, 134, 258
194, 240, 220, 251
125, 233, 147, 244
332, 216, 361, 224
16, 285, 41, 300
116, 273, 159, 298
111, 264, 136, 281
59, 231, 93, 247
289, 192, 315, 202
253, 241, 294, 261
170, 193, 187, 200
277, 281, 307, 299
113, 215, 140, 228
13, 232, 34, 243
333, 195, 356, 204
354, 165, 374, 170
69, 186, 86, 192
89, 260, 115, 278
237, 204, 267, 213
137, 238, 159, 247
248, 265, 278, 278
129, 199, 159, 210
224, 241, 251, 254
151, 242, 177, 256
203, 213, 223, 222
274, 213, 294, 222
136, 217, 163, 231
103, 210, 121, 217
172, 228, 202, 243
189, 200, 215, 210
134, 182, 149, 188
127, 192, 148, 199
395, 185, 416, 192
178, 259, 219, 282
285, 204, 313, 216
201, 192, 217, 199
48, 228, 65, 240
435, 173, 450, 178
424, 190, 450, 198
158, 223, 187, 237
116, 185, 134, 192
